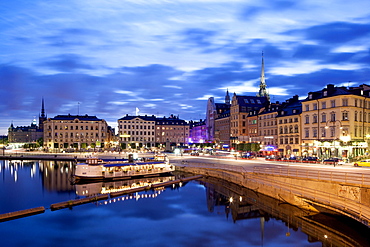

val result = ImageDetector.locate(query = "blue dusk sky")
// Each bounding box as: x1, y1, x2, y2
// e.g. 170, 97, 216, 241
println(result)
1, 0, 370, 135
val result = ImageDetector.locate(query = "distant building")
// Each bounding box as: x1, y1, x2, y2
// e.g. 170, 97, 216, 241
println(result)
189, 119, 207, 144
43, 114, 112, 150
8, 99, 46, 144
214, 110, 230, 149
206, 90, 231, 142
117, 115, 157, 149
8, 119, 43, 144
230, 93, 268, 147
117, 114, 189, 150
155, 115, 189, 149
258, 102, 281, 154
276, 95, 302, 157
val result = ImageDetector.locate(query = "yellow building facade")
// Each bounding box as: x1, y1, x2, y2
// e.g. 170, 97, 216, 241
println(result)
301, 84, 370, 159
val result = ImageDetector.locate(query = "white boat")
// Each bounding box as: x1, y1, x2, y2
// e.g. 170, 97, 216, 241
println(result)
74, 154, 174, 181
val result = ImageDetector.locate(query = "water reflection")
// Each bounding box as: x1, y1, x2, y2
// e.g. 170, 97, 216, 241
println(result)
39, 160, 75, 192
1, 160, 370, 246
200, 175, 370, 247
75, 175, 176, 197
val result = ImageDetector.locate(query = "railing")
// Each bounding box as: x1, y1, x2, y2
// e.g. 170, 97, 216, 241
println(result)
253, 166, 370, 186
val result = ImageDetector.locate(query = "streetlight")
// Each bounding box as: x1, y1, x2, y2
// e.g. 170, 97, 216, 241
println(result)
324, 120, 344, 158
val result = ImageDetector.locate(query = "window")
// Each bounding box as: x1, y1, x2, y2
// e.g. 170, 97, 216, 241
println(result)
322, 114, 327, 123
313, 115, 318, 123
331, 100, 336, 108
305, 105, 309, 111
305, 128, 309, 138
322, 102, 326, 109
321, 127, 326, 137
330, 127, 335, 137
342, 112, 348, 121
305, 115, 309, 124
323, 90, 327, 96
355, 112, 358, 121
313, 128, 317, 138
331, 112, 336, 122
313, 103, 317, 110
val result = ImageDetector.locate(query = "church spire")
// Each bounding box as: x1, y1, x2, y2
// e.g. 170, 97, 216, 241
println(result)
225, 88, 230, 105
41, 98, 46, 118
39, 98, 47, 130
257, 52, 270, 101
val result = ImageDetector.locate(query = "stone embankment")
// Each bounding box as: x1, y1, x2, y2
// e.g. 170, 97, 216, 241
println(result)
174, 161, 370, 226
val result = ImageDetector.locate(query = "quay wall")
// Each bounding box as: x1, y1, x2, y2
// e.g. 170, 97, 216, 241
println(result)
176, 163, 370, 226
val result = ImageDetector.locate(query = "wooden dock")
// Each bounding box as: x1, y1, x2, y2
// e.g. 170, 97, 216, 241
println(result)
50, 194, 109, 211
0, 206, 45, 222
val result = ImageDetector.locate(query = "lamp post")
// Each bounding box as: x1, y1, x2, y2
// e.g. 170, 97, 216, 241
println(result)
325, 120, 343, 158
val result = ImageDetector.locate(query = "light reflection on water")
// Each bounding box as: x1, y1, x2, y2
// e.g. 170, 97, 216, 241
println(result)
0, 160, 369, 247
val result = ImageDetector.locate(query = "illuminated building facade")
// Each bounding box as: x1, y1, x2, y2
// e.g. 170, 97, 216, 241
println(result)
43, 114, 112, 150
276, 95, 302, 157
301, 84, 370, 159
118, 115, 156, 149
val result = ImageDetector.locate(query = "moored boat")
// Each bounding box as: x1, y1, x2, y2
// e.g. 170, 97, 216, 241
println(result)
74, 154, 174, 181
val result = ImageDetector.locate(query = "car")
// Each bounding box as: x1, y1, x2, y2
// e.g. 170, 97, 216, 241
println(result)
190, 151, 199, 156
353, 159, 370, 167
322, 158, 344, 165
302, 156, 319, 163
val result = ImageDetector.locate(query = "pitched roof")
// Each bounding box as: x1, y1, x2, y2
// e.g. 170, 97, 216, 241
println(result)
51, 114, 102, 121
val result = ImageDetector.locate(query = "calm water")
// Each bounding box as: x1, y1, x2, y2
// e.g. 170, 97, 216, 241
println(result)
0, 160, 369, 247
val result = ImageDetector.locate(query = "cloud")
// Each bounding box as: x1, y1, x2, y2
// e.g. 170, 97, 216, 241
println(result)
286, 22, 370, 44
38, 54, 95, 72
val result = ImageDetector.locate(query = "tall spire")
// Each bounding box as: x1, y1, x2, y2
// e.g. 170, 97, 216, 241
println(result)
225, 88, 230, 105
257, 51, 270, 101
39, 98, 47, 130
41, 98, 45, 118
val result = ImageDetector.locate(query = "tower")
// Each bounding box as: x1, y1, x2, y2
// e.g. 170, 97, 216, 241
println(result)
225, 89, 230, 105
39, 98, 47, 130
257, 52, 270, 101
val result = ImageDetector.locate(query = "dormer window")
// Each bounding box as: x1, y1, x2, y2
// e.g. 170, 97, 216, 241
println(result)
323, 90, 328, 97
309, 94, 313, 99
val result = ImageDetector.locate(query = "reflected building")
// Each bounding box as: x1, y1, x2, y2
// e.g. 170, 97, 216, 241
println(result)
39, 161, 75, 193
200, 175, 370, 247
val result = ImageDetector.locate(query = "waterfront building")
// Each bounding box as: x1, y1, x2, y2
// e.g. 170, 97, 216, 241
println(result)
155, 115, 189, 149
258, 102, 281, 155
230, 93, 268, 147
246, 110, 259, 143
214, 110, 230, 149
8, 119, 43, 144
301, 84, 370, 159
117, 115, 156, 150
276, 95, 302, 157
43, 114, 112, 150
8, 99, 45, 145
205, 90, 231, 142
188, 119, 207, 145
